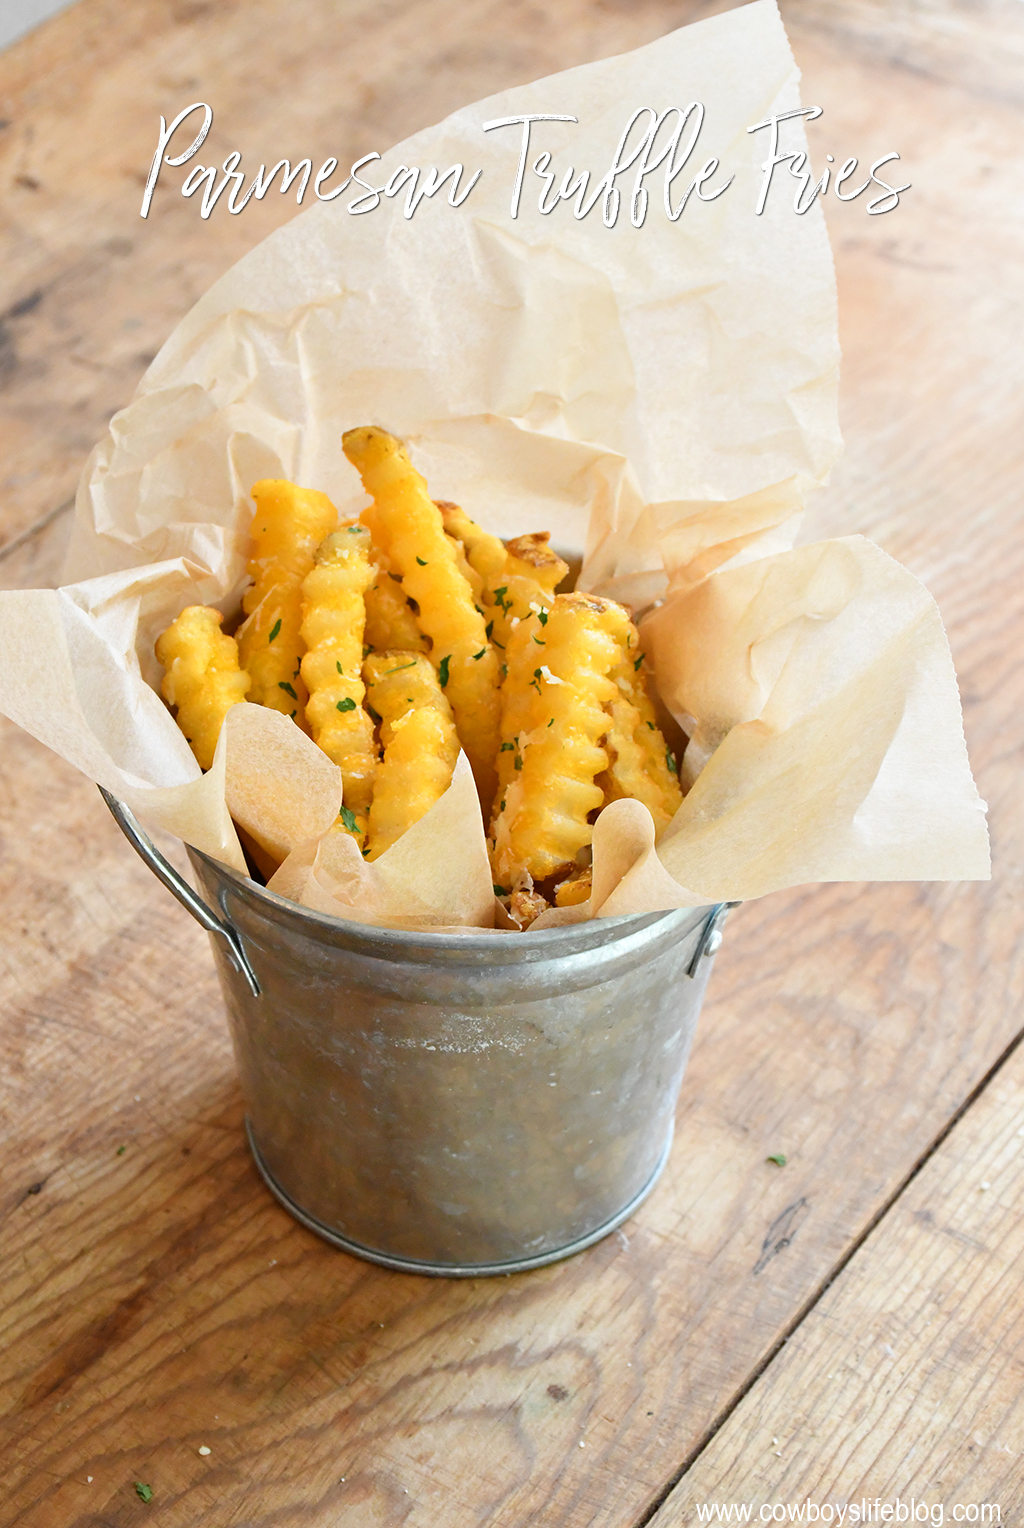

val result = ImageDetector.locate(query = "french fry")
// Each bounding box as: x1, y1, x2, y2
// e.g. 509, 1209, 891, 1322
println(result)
343, 427, 501, 808
490, 592, 631, 889
363, 652, 459, 860
364, 551, 429, 655
300, 524, 378, 844
156, 605, 250, 771
508, 885, 550, 930
237, 479, 338, 723
487, 533, 568, 652
554, 865, 592, 908
438, 501, 506, 582
602, 646, 684, 830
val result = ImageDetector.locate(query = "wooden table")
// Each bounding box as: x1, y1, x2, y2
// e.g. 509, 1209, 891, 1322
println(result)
1, 1, 1022, 1523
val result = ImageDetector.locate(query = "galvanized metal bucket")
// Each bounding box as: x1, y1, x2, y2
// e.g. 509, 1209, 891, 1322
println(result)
102, 790, 731, 1277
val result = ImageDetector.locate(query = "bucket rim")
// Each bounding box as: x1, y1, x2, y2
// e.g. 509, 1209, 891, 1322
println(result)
189, 843, 713, 957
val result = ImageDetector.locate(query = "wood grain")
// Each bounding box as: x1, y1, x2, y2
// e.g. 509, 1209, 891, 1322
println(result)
0, 1, 1021, 1526
649, 1039, 1024, 1522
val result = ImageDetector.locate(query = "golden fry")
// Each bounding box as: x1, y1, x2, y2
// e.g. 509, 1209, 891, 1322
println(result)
300, 524, 378, 844
237, 479, 338, 723
554, 865, 592, 908
490, 593, 631, 889
363, 652, 459, 859
507, 885, 549, 930
364, 552, 429, 655
343, 427, 500, 808
486, 532, 568, 651
156, 605, 250, 771
602, 645, 684, 829
438, 501, 506, 582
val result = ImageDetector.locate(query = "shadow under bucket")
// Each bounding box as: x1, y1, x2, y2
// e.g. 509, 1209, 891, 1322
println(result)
103, 790, 731, 1277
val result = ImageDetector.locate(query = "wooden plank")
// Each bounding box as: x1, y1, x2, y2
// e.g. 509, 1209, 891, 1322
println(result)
0, 1, 1021, 1526
648, 1038, 1024, 1522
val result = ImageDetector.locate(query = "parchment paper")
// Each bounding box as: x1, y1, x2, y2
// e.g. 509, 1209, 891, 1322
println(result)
0, 0, 989, 932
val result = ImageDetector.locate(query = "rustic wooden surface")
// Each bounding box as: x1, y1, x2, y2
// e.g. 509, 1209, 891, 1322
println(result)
0, 1, 1021, 1525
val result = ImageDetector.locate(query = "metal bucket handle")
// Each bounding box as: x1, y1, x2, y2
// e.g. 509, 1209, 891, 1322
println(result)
100, 786, 736, 999
100, 787, 261, 997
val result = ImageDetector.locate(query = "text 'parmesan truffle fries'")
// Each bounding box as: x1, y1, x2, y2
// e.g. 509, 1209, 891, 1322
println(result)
155, 605, 251, 771
299, 524, 379, 844
363, 652, 459, 859
342, 426, 502, 811
238, 479, 338, 722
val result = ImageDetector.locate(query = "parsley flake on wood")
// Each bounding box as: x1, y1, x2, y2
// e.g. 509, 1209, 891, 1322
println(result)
766, 1153, 787, 1167
116, 1145, 126, 1156
268, 618, 282, 643
336, 697, 356, 712
134, 1483, 154, 1504
278, 681, 298, 700
438, 655, 451, 688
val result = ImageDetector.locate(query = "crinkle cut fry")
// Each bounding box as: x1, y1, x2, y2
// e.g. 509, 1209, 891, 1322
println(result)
604, 647, 684, 828
487, 533, 568, 652
364, 550, 429, 655
299, 524, 379, 844
438, 501, 506, 583
343, 426, 500, 811
155, 605, 250, 771
490, 593, 632, 889
363, 651, 459, 860
237, 479, 338, 724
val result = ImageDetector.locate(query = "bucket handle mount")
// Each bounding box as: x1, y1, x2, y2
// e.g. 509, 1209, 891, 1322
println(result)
100, 788, 261, 997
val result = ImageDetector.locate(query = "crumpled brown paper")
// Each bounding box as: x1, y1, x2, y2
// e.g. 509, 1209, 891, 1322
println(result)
0, 0, 989, 934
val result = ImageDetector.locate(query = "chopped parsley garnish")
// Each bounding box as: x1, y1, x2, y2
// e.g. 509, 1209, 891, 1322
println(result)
537, 609, 548, 625
493, 884, 508, 897
533, 635, 545, 645
485, 621, 494, 641
529, 667, 543, 694
268, 618, 282, 643
438, 655, 451, 688
336, 697, 356, 712
634, 653, 644, 671
384, 660, 417, 674
336, 660, 344, 674
389, 571, 403, 582
514, 755, 523, 771
278, 681, 298, 700
666, 749, 678, 775
416, 556, 427, 566
500, 742, 514, 752
547, 717, 555, 727
339, 806, 359, 833
473, 649, 485, 660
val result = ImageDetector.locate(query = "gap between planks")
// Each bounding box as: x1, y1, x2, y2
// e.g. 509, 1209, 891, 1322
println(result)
0, 497, 73, 566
